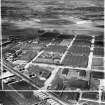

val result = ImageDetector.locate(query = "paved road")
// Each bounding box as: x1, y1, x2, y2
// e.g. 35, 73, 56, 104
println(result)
3, 60, 68, 105
3, 60, 39, 90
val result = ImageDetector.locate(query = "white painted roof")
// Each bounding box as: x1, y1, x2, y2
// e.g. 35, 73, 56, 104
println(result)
0, 71, 14, 79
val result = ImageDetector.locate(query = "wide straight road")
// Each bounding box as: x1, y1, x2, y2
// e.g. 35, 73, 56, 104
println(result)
3, 60, 39, 90
3, 60, 69, 105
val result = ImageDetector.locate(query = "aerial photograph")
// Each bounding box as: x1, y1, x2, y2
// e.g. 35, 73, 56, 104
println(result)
1, 0, 105, 105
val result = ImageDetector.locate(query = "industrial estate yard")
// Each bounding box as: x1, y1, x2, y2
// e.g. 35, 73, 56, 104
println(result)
1, 0, 105, 105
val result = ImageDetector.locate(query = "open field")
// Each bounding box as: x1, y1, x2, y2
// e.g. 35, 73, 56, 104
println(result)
1, 0, 104, 40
